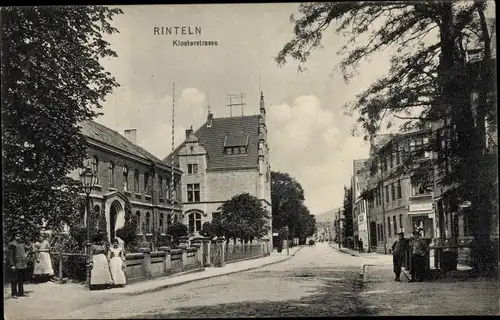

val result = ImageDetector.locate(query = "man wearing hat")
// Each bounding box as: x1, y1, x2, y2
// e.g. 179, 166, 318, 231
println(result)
391, 230, 408, 281
410, 230, 428, 282
6, 230, 30, 299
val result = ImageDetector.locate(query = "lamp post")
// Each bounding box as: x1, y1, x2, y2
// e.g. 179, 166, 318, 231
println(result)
80, 167, 95, 288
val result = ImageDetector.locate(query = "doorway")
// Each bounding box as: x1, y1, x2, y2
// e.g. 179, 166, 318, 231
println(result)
110, 201, 119, 240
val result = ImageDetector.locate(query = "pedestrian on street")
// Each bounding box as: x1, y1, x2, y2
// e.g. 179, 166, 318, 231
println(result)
89, 235, 113, 290
358, 238, 364, 253
391, 231, 408, 282
6, 231, 30, 299
410, 230, 428, 282
108, 238, 127, 287
33, 231, 54, 283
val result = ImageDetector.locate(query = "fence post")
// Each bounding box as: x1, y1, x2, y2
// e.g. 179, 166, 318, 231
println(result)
59, 253, 63, 280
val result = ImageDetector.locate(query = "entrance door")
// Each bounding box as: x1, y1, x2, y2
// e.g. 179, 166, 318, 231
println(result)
110, 204, 118, 240
370, 222, 377, 249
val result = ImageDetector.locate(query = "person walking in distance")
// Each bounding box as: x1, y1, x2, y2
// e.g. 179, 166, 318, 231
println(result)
391, 231, 408, 282
410, 230, 428, 282
6, 231, 30, 299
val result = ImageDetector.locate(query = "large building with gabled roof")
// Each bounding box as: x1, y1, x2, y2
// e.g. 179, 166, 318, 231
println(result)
68, 120, 183, 242
164, 92, 272, 244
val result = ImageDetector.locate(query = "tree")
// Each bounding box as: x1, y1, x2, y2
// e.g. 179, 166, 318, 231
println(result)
276, 1, 497, 274
167, 222, 188, 248
115, 201, 139, 251
1, 6, 123, 246
342, 186, 354, 246
271, 171, 306, 230
200, 221, 214, 239
219, 193, 271, 244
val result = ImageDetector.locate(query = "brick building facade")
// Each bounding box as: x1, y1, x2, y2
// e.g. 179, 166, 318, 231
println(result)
68, 121, 183, 241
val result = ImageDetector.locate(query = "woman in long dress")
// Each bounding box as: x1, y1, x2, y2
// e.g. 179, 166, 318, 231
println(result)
108, 238, 126, 287
33, 233, 54, 283
89, 239, 113, 290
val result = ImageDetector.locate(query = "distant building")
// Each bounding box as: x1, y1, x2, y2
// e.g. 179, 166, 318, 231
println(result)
165, 92, 272, 245
352, 159, 369, 251
365, 131, 433, 254
68, 121, 183, 242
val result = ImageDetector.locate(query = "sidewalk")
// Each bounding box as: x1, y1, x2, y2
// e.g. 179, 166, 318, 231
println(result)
360, 264, 499, 316
4, 247, 303, 320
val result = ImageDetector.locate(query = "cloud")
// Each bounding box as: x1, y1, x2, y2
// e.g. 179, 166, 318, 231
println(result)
96, 87, 207, 159
267, 95, 369, 213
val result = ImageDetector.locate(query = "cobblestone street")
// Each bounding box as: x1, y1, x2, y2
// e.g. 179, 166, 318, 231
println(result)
49, 243, 369, 318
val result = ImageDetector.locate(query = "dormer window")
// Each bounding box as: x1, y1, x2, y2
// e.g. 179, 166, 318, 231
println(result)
224, 146, 247, 155
224, 134, 249, 156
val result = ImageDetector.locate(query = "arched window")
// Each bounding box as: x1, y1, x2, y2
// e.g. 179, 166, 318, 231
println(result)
123, 166, 129, 191
166, 214, 172, 231
134, 170, 140, 193
173, 215, 178, 223
144, 172, 150, 195
393, 216, 397, 234
93, 205, 101, 230
136, 211, 141, 234
399, 214, 403, 232
108, 161, 115, 187
159, 176, 164, 199
92, 156, 99, 185
387, 217, 392, 237
188, 212, 202, 234
159, 213, 164, 233
145, 212, 151, 233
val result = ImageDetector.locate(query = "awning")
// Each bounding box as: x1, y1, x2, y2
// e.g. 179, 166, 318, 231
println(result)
408, 211, 434, 217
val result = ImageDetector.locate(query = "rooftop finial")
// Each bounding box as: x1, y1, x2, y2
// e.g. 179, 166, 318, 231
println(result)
260, 91, 264, 101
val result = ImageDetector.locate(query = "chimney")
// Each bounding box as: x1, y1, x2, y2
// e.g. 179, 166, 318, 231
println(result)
185, 126, 193, 139
124, 129, 137, 144
207, 111, 213, 127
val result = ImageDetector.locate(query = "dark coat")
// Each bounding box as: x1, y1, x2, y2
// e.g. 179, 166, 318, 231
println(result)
6, 240, 28, 270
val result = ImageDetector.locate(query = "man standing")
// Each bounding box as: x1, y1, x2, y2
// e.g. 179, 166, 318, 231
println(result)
410, 230, 428, 282
7, 231, 30, 299
391, 231, 408, 282
358, 238, 364, 253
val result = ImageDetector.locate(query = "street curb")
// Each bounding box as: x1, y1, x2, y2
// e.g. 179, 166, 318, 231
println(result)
124, 246, 304, 296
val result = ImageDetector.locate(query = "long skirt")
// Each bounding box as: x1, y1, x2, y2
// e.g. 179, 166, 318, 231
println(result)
90, 254, 112, 287
34, 252, 54, 276
109, 257, 126, 286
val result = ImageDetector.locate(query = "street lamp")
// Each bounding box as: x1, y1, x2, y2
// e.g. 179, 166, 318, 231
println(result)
80, 166, 95, 288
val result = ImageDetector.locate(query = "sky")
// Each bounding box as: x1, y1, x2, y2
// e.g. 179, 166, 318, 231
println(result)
95, 3, 495, 216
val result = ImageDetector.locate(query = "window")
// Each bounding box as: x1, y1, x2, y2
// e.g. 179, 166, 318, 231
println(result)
136, 211, 141, 233
159, 213, 164, 233
187, 183, 200, 202
187, 164, 198, 174
108, 161, 115, 187
167, 214, 172, 230
174, 215, 178, 223
393, 216, 397, 234
399, 214, 403, 231
391, 183, 396, 201
385, 185, 390, 203
387, 217, 392, 237
188, 212, 202, 234
145, 212, 151, 233
123, 166, 129, 191
382, 157, 388, 172
159, 177, 164, 198
166, 176, 171, 200
134, 170, 140, 193
144, 172, 150, 195
389, 153, 393, 169
412, 183, 429, 196
396, 180, 402, 199
225, 146, 247, 155
92, 156, 99, 185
